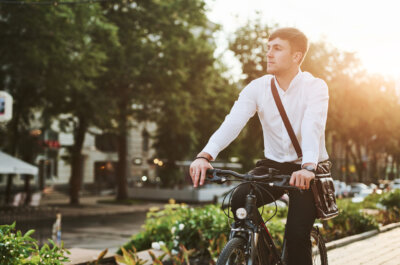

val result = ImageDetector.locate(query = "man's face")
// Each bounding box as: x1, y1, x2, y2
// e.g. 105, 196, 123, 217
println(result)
266, 38, 301, 75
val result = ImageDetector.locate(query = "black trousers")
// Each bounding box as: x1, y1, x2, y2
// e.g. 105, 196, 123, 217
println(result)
231, 159, 317, 265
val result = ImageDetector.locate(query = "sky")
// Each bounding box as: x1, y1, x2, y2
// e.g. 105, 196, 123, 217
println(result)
204, 0, 400, 80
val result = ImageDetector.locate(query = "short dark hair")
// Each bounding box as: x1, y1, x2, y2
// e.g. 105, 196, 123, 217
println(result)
268, 27, 308, 60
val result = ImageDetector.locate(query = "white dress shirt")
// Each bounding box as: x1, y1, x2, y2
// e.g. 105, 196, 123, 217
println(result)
202, 70, 329, 166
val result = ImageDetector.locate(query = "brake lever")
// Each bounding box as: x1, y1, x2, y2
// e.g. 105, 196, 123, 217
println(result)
206, 169, 227, 184
211, 176, 227, 184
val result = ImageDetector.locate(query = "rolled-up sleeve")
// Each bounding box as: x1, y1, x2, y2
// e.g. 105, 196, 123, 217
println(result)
301, 79, 329, 165
202, 82, 258, 160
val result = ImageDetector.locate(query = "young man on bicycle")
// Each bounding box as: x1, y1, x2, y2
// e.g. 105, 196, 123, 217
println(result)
190, 27, 329, 265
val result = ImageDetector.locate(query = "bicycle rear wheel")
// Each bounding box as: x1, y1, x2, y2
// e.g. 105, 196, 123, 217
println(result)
311, 227, 328, 265
216, 237, 248, 265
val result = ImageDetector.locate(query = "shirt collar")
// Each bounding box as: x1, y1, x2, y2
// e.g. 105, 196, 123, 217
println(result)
273, 68, 303, 95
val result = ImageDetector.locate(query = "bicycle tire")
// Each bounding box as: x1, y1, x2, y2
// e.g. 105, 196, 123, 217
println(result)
311, 227, 328, 265
216, 237, 248, 265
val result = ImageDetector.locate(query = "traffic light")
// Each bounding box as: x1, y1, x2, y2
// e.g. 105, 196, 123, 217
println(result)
0, 91, 12, 122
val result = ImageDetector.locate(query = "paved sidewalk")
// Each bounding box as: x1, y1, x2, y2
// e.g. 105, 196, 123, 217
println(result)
328, 227, 400, 265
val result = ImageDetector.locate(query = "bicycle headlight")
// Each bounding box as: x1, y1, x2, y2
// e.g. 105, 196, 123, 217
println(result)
236, 208, 247, 220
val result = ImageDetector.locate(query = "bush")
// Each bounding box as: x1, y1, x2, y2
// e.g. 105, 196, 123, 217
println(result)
122, 202, 290, 263
121, 203, 230, 255
360, 192, 384, 209
321, 199, 379, 241
380, 189, 400, 210
374, 190, 400, 224
0, 222, 70, 265
261, 204, 288, 219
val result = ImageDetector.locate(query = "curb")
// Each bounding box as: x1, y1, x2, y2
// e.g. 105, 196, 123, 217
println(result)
378, 222, 400, 233
326, 222, 400, 251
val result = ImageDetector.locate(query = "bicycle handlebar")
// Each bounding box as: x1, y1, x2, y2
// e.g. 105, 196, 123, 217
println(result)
206, 168, 301, 191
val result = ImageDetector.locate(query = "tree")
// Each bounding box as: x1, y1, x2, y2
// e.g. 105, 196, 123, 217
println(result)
0, 1, 118, 205
99, 0, 237, 191
0, 3, 69, 203
46, 4, 118, 205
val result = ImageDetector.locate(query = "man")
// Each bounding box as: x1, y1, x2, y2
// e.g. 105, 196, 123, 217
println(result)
190, 27, 329, 265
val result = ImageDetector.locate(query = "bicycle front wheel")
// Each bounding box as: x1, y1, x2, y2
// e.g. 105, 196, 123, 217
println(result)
311, 227, 328, 265
216, 237, 248, 265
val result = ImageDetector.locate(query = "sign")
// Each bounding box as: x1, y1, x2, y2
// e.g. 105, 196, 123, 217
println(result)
0, 91, 13, 122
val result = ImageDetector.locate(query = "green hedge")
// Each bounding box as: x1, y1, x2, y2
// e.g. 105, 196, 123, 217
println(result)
0, 222, 70, 265
120, 203, 288, 257
321, 199, 379, 241
121, 203, 230, 255
380, 189, 400, 209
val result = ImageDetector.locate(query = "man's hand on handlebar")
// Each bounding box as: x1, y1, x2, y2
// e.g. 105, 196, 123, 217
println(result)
190, 152, 214, 187
290, 168, 315, 190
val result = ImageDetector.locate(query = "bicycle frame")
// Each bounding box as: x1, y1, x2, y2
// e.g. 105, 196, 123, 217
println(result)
229, 187, 286, 265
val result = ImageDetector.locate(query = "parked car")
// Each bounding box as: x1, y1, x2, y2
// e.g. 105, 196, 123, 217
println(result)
351, 188, 374, 203
333, 180, 349, 198
369, 183, 383, 194
390, 179, 400, 190
348, 183, 372, 197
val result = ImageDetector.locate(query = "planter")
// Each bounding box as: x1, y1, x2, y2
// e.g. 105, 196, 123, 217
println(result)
127, 185, 233, 203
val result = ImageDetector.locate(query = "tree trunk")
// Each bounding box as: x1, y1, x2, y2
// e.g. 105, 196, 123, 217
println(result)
396, 155, 400, 179
350, 141, 364, 183
389, 155, 395, 180
23, 175, 32, 205
4, 174, 13, 205
356, 142, 364, 182
383, 154, 389, 180
116, 110, 128, 201
370, 152, 378, 183
69, 116, 88, 205
345, 142, 350, 183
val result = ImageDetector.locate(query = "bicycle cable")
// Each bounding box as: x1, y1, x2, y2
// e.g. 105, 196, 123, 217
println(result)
220, 180, 280, 228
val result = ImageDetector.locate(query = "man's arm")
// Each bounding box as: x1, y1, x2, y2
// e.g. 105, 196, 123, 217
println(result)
190, 81, 259, 187
301, 79, 329, 166
290, 79, 329, 189
201, 81, 259, 159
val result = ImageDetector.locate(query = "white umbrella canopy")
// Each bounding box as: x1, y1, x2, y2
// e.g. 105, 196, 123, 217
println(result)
0, 151, 38, 175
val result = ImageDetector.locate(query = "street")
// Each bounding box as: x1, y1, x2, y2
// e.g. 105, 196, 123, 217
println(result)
60, 212, 147, 253
328, 227, 400, 265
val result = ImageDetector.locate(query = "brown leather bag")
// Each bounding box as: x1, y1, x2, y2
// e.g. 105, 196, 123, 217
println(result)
311, 161, 339, 220
271, 79, 339, 220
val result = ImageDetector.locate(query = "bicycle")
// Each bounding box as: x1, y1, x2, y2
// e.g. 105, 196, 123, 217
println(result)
206, 168, 328, 265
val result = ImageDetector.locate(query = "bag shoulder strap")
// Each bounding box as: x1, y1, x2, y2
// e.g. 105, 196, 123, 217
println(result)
270, 78, 303, 158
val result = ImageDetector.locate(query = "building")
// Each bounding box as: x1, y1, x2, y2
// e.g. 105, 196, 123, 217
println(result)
0, 120, 158, 194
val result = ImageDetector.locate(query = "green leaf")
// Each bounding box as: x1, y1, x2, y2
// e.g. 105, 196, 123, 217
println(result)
23, 229, 35, 238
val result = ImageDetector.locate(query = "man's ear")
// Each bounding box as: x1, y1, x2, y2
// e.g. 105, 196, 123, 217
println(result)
292, 52, 303, 64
